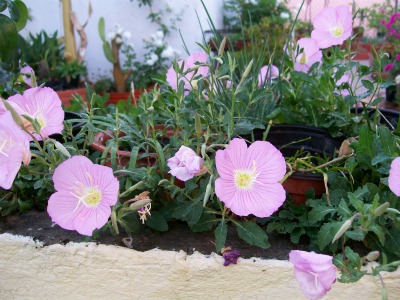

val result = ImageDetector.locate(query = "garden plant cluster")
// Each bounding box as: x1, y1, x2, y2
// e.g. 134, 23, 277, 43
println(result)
1, 0, 400, 299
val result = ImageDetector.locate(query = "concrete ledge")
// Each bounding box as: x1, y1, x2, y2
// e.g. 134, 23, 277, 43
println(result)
0, 233, 399, 299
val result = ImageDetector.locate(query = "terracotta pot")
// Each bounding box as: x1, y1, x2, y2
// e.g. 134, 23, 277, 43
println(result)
282, 173, 326, 205
90, 130, 157, 168
105, 88, 151, 105
90, 126, 176, 168
248, 125, 342, 205
56, 88, 87, 107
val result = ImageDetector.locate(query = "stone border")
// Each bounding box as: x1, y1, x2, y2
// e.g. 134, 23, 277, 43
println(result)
0, 233, 399, 299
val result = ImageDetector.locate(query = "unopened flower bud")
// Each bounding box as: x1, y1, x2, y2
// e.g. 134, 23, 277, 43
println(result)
50, 139, 71, 158
373, 202, 390, 217
365, 251, 380, 262
203, 175, 213, 207
213, 57, 223, 64
332, 218, 353, 243
147, 106, 154, 112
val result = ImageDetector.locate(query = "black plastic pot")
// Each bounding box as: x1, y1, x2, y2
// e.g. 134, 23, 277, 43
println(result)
350, 107, 400, 129
250, 124, 342, 159
244, 124, 342, 204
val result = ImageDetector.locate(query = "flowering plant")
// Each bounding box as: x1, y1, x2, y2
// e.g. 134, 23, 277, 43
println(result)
1, 1, 400, 299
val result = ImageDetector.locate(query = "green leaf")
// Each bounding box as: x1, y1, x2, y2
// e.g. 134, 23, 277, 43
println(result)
290, 227, 305, 244
214, 220, 227, 252
308, 206, 336, 224
236, 221, 270, 249
378, 126, 398, 157
190, 213, 218, 232
0, 14, 17, 61
185, 202, 203, 225
8, 0, 27, 31
368, 224, 385, 245
345, 228, 365, 241
384, 227, 400, 256
348, 192, 364, 212
98, 17, 106, 41
361, 79, 374, 92
145, 210, 168, 232
102, 42, 115, 63
317, 222, 342, 250
337, 199, 352, 218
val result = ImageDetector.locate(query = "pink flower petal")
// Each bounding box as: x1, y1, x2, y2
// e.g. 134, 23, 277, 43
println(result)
52, 156, 94, 191
389, 157, 400, 196
215, 138, 287, 217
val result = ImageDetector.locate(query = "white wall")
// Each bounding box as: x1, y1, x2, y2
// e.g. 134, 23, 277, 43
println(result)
21, 0, 224, 81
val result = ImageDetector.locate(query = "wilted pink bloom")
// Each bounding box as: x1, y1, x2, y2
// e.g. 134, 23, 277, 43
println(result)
388, 157, 400, 196
20, 65, 35, 87
5, 87, 64, 140
215, 138, 286, 217
167, 145, 203, 181
258, 65, 279, 88
166, 51, 209, 92
311, 5, 353, 49
0, 111, 31, 190
47, 155, 119, 236
294, 38, 322, 73
289, 250, 337, 300
384, 63, 394, 72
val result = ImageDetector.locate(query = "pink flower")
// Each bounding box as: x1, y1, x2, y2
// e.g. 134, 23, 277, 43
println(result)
396, 54, 400, 61
0, 111, 31, 189
166, 51, 209, 92
388, 157, 400, 196
5, 87, 64, 140
384, 63, 394, 72
167, 145, 203, 181
215, 138, 286, 217
258, 65, 279, 88
20, 65, 35, 87
289, 250, 337, 300
294, 38, 322, 73
47, 155, 119, 236
311, 5, 353, 49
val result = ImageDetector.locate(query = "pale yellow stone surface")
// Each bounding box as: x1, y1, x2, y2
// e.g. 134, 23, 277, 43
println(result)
0, 233, 399, 300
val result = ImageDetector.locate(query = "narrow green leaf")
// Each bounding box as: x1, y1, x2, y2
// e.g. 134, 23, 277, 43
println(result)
368, 224, 385, 245
214, 220, 227, 252
317, 222, 342, 250
308, 206, 336, 224
236, 221, 269, 249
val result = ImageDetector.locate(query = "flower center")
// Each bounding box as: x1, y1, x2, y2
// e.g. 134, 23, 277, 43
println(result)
81, 187, 102, 207
70, 173, 102, 209
299, 52, 308, 65
331, 24, 343, 37
234, 161, 258, 190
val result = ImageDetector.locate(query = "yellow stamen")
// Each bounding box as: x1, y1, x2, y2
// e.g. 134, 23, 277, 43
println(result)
331, 24, 343, 37
299, 52, 307, 65
234, 161, 258, 190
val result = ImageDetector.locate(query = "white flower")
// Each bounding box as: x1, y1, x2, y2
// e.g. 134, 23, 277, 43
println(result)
108, 32, 116, 40
145, 53, 158, 66
115, 23, 124, 35
161, 46, 176, 59
123, 31, 131, 40
154, 39, 164, 47
396, 74, 400, 84
156, 31, 164, 39
115, 37, 123, 44
280, 12, 290, 19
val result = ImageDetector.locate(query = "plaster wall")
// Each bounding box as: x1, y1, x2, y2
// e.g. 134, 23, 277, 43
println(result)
20, 0, 224, 82
0, 233, 399, 300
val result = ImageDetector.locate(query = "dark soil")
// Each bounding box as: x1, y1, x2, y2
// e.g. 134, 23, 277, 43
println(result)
0, 209, 310, 260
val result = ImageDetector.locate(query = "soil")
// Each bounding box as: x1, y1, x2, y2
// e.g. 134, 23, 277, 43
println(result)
0, 209, 310, 260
